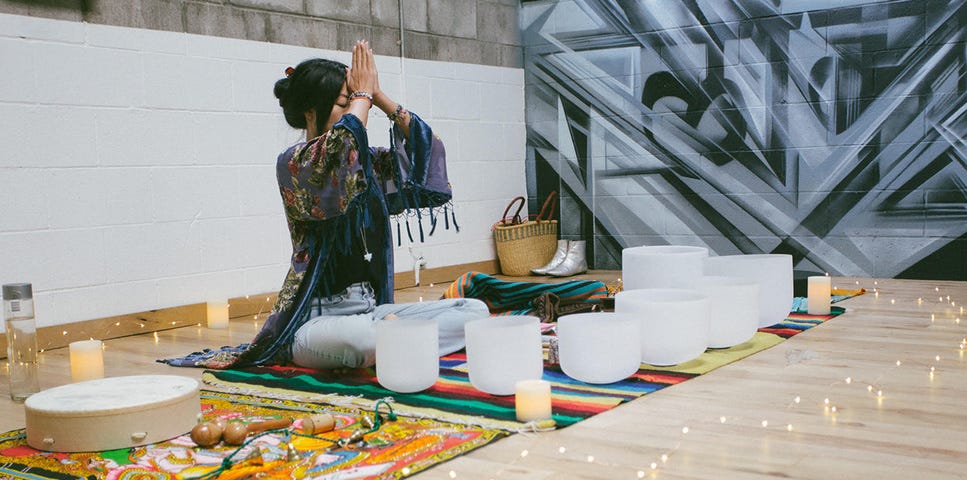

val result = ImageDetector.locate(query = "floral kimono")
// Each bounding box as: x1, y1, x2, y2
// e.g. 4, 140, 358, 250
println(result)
161, 112, 451, 369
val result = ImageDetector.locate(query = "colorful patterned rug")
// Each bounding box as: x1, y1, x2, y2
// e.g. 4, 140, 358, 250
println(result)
203, 300, 851, 431
0, 390, 507, 480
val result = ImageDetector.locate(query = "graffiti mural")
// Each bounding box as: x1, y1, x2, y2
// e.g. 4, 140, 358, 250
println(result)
521, 0, 966, 279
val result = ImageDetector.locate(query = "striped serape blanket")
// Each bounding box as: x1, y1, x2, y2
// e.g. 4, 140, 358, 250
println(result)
203, 305, 847, 431
442, 271, 609, 315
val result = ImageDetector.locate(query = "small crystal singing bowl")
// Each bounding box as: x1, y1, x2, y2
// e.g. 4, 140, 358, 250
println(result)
375, 318, 439, 393
703, 253, 792, 328
621, 245, 709, 290
464, 315, 543, 396
615, 288, 710, 366
696, 275, 760, 348
557, 312, 641, 384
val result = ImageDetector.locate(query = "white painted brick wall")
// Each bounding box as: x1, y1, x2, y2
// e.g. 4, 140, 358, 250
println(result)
0, 13, 525, 330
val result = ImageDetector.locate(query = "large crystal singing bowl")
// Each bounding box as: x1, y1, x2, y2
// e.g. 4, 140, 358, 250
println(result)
375, 318, 439, 393
464, 316, 543, 395
615, 289, 710, 366
703, 254, 793, 328
622, 245, 709, 290
696, 275, 760, 348
557, 312, 641, 384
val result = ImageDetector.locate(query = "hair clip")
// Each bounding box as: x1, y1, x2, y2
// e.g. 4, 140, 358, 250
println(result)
284, 66, 294, 77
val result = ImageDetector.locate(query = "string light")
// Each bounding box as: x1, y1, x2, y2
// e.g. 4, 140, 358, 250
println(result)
587, 455, 595, 463
681, 426, 689, 434
520, 450, 528, 458
558, 446, 567, 453
720, 416, 727, 423
845, 377, 851, 384
637, 470, 646, 478
448, 470, 456, 478
786, 424, 793, 431
761, 420, 768, 427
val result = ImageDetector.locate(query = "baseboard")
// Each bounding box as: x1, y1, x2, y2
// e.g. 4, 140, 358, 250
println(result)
393, 259, 499, 289
0, 260, 498, 358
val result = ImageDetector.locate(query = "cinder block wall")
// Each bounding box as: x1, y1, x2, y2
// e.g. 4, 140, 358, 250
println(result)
0, 1, 525, 329
0, 0, 522, 68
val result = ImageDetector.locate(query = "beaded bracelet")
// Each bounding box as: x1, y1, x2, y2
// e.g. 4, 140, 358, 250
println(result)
387, 104, 406, 123
349, 91, 373, 105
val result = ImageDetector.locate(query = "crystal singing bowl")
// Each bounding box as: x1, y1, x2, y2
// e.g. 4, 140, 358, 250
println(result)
622, 245, 709, 290
696, 275, 760, 348
615, 288, 710, 366
557, 312, 641, 384
464, 315, 543, 395
703, 254, 792, 328
376, 318, 439, 393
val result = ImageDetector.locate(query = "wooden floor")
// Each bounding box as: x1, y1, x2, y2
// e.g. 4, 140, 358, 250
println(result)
2, 274, 966, 479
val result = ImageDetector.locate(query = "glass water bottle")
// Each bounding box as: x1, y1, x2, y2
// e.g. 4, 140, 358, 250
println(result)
4, 283, 40, 402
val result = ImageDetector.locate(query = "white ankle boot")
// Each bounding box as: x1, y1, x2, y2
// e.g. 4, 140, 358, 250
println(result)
532, 240, 569, 275
547, 240, 587, 277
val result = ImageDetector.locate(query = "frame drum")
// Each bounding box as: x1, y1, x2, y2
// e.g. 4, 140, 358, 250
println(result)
24, 375, 200, 452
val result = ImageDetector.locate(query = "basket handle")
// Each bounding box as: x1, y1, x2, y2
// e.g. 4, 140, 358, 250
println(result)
500, 196, 526, 226
536, 191, 559, 222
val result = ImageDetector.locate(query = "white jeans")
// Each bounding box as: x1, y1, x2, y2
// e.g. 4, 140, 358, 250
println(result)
291, 282, 489, 369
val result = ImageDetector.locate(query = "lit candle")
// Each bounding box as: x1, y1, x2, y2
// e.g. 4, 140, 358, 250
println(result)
207, 300, 229, 329
807, 276, 831, 315
69, 339, 104, 382
515, 379, 552, 422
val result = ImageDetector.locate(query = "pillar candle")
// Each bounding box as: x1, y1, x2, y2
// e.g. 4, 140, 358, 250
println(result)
807, 276, 832, 315
207, 300, 229, 329
69, 339, 104, 382
515, 379, 552, 422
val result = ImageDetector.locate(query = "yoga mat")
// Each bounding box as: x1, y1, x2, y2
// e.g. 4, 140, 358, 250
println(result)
0, 390, 507, 480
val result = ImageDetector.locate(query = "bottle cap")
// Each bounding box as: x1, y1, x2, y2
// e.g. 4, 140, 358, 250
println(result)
2, 283, 33, 300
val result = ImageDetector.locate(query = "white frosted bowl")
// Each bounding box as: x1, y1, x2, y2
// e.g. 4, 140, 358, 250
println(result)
464, 316, 543, 395
622, 245, 709, 290
376, 318, 439, 393
557, 312, 641, 384
615, 289, 710, 366
703, 254, 793, 328
696, 276, 759, 348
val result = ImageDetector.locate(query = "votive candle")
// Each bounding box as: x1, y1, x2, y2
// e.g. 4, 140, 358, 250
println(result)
515, 379, 552, 422
807, 276, 832, 315
69, 339, 104, 382
207, 300, 229, 329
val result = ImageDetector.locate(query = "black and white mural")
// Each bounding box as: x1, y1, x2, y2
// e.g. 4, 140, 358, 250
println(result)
521, 0, 966, 279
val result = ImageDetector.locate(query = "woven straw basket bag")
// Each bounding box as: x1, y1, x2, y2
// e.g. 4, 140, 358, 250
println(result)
493, 192, 559, 276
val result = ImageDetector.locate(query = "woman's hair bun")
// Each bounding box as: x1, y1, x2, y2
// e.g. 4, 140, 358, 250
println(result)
274, 77, 291, 106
